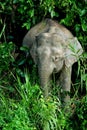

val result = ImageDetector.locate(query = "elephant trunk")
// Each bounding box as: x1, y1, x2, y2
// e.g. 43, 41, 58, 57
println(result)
38, 63, 53, 98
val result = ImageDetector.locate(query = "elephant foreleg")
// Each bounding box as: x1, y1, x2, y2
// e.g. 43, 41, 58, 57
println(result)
57, 66, 72, 104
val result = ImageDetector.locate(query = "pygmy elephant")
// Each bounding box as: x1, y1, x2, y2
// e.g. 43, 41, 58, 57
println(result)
22, 19, 83, 103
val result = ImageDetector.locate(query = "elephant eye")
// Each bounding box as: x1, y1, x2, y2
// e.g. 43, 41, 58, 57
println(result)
52, 55, 63, 62
55, 56, 59, 61
52, 56, 59, 62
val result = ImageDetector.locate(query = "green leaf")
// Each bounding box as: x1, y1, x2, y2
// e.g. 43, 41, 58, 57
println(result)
29, 9, 34, 18
80, 9, 86, 16
83, 52, 87, 59
51, 10, 55, 18
75, 24, 81, 32
20, 46, 29, 52
0, 23, 6, 38
82, 23, 87, 31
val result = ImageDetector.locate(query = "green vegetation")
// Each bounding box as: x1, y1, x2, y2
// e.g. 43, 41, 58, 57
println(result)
0, 0, 87, 130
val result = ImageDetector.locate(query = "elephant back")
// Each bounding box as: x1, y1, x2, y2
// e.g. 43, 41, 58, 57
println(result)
22, 19, 74, 49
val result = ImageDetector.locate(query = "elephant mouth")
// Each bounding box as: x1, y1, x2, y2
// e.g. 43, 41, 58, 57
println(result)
53, 65, 63, 74
53, 68, 58, 73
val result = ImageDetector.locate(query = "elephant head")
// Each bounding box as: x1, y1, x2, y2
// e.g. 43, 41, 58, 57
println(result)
22, 19, 83, 102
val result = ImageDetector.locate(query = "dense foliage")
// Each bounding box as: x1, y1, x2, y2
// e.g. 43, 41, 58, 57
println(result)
0, 0, 87, 130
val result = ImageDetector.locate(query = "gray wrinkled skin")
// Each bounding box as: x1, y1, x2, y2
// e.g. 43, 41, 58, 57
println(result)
23, 19, 83, 104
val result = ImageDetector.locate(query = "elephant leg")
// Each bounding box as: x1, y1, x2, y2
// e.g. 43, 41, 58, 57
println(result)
57, 66, 72, 104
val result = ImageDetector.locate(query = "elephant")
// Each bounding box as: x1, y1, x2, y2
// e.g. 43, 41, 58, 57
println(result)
22, 18, 83, 104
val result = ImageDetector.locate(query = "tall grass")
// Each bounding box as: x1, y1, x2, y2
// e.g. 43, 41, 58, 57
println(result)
0, 73, 61, 130
0, 70, 87, 130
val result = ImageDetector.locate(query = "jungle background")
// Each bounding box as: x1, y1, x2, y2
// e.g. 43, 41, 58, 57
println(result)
0, 0, 87, 130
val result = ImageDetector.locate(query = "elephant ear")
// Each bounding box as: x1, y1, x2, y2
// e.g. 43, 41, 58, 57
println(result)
65, 37, 83, 67
30, 38, 38, 65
